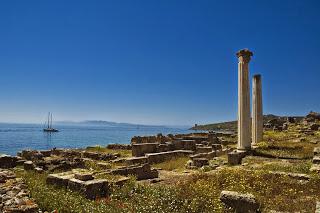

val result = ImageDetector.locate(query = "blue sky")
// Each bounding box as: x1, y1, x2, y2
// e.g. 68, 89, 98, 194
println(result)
0, 0, 319, 125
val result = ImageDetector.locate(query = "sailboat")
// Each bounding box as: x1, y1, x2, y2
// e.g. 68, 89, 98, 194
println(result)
43, 112, 59, 132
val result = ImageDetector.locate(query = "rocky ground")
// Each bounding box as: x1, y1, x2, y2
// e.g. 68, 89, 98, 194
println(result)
0, 169, 40, 213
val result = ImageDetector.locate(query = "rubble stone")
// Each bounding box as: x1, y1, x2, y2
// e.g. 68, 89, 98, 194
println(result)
220, 190, 260, 213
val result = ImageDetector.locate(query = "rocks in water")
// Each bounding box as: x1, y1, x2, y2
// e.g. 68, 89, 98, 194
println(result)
220, 190, 260, 213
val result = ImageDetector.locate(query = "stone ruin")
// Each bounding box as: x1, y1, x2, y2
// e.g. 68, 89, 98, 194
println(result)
130, 132, 233, 169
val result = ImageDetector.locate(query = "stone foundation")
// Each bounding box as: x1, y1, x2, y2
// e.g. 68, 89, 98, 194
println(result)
146, 150, 194, 164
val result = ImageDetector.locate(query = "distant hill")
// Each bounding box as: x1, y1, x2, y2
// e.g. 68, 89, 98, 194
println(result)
190, 114, 304, 131
56, 120, 166, 128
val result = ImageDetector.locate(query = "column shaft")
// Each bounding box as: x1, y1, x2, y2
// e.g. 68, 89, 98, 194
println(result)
236, 49, 253, 150
252, 75, 263, 145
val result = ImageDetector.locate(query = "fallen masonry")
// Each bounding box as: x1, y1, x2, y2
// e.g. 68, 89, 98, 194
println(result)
0, 169, 40, 213
47, 172, 110, 199
220, 190, 260, 213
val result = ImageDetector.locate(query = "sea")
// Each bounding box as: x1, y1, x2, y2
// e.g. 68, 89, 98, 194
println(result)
0, 123, 195, 156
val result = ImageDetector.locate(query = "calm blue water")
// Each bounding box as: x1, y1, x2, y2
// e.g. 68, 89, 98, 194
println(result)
0, 123, 193, 156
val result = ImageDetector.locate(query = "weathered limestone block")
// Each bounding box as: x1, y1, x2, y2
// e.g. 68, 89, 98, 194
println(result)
172, 139, 184, 150
39, 150, 52, 157
96, 162, 112, 170
314, 147, 320, 156
183, 136, 207, 144
109, 163, 158, 180
316, 201, 320, 213
47, 173, 74, 187
68, 178, 109, 200
132, 143, 159, 157
21, 150, 44, 161
208, 132, 219, 145
193, 158, 209, 168
310, 164, 320, 173
125, 156, 148, 165
227, 151, 247, 165
313, 156, 320, 164
220, 190, 260, 213
182, 140, 197, 151
131, 136, 157, 144
75, 173, 94, 181
106, 143, 132, 150
0, 155, 17, 168
190, 151, 216, 160
146, 150, 194, 164
212, 144, 223, 151
157, 143, 173, 152
23, 161, 35, 170
310, 123, 320, 131
196, 146, 212, 154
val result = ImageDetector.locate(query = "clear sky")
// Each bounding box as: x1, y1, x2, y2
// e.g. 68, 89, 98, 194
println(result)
0, 0, 319, 125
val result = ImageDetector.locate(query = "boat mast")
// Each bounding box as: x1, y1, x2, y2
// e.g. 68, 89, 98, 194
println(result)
47, 112, 50, 128
50, 113, 53, 129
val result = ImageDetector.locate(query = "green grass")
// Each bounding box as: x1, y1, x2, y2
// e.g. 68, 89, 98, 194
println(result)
152, 157, 189, 171
243, 156, 312, 174
17, 167, 320, 212
254, 140, 316, 159
85, 146, 132, 158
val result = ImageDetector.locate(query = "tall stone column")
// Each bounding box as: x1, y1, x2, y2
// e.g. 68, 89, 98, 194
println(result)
252, 74, 263, 146
236, 49, 253, 151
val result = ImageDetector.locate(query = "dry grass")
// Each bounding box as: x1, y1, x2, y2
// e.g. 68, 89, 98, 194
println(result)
152, 157, 189, 171
85, 146, 132, 158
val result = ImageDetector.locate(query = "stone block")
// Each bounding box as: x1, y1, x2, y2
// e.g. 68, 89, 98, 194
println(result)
313, 156, 320, 164
190, 151, 216, 160
46, 174, 74, 188
132, 143, 158, 157
193, 158, 209, 167
212, 144, 223, 151
75, 173, 94, 181
220, 191, 260, 213
227, 151, 247, 165
172, 140, 184, 150
316, 201, 320, 213
146, 150, 193, 164
0, 155, 17, 168
182, 140, 197, 151
314, 147, 320, 156
110, 177, 131, 186
23, 161, 35, 170
69, 178, 109, 200
39, 150, 52, 157
125, 156, 148, 165
196, 146, 213, 154
96, 162, 112, 170
109, 163, 158, 180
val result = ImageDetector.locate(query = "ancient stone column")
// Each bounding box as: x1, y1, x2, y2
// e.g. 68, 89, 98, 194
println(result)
252, 74, 263, 146
236, 49, 253, 150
